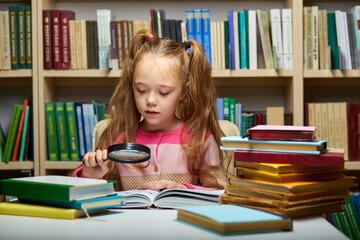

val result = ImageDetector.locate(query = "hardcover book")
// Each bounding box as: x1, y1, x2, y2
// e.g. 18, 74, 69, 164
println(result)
221, 136, 327, 155
43, 10, 52, 69
45, 102, 59, 161
177, 205, 292, 234
0, 175, 115, 202
247, 125, 317, 141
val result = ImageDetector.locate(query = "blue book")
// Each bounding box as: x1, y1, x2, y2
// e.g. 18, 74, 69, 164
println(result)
201, 9, 211, 67
239, 11, 247, 69
228, 10, 235, 70
235, 103, 243, 134
193, 9, 203, 48
220, 137, 327, 155
185, 9, 195, 40
351, 193, 360, 224
19, 195, 125, 210
177, 205, 292, 234
216, 98, 224, 120
82, 103, 92, 153
75, 102, 86, 159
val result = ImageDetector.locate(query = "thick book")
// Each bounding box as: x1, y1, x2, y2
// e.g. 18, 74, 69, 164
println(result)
43, 10, 52, 69
60, 10, 75, 69
116, 188, 224, 208
8, 6, 19, 70
18, 194, 125, 210
0, 175, 115, 202
177, 205, 292, 234
228, 176, 356, 194
3, 104, 22, 162
233, 148, 344, 168
51, 9, 61, 69
55, 102, 70, 160
45, 102, 59, 161
0, 201, 107, 220
247, 125, 317, 141
65, 102, 80, 161
25, 5, 32, 69
221, 136, 327, 155
17, 5, 26, 69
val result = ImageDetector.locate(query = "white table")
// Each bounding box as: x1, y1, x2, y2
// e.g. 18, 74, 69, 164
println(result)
0, 209, 349, 240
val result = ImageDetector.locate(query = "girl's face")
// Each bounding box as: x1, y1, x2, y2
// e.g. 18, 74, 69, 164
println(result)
133, 54, 185, 132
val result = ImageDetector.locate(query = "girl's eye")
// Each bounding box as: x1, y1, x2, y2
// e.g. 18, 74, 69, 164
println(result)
137, 89, 146, 94
160, 92, 169, 96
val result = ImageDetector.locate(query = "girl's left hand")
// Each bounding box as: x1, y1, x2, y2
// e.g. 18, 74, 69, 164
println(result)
138, 180, 187, 190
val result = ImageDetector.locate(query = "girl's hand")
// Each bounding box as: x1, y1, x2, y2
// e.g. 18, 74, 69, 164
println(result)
138, 180, 187, 190
80, 149, 110, 179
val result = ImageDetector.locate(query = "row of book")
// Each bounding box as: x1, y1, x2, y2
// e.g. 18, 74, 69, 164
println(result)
327, 194, 360, 239
220, 125, 357, 218
1, 99, 33, 163
304, 5, 360, 70
45, 101, 106, 162
305, 101, 360, 161
0, 5, 32, 70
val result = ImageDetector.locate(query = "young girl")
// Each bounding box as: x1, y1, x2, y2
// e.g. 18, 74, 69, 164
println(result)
73, 30, 227, 191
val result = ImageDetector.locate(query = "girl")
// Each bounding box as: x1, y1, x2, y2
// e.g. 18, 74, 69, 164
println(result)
73, 30, 227, 191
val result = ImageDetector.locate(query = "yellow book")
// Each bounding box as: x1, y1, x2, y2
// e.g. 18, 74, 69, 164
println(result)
0, 202, 107, 220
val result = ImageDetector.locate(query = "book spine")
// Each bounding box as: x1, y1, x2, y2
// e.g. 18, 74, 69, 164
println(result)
229, 98, 236, 124
344, 197, 360, 238
185, 9, 194, 40
65, 102, 80, 161
256, 10, 269, 69
69, 20, 76, 69
17, 5, 26, 69
282, 9, 293, 69
312, 6, 319, 70
109, 20, 118, 70
201, 9, 211, 67
11, 99, 29, 161
82, 103, 92, 153
25, 5, 32, 69
239, 11, 247, 69
193, 10, 203, 47
9, 6, 19, 70
80, 20, 88, 69
248, 10, 257, 70
228, 10, 235, 70
3, 104, 21, 162
223, 98, 230, 121
43, 10, 52, 69
1, 11, 11, 70
262, 11, 274, 69
85, 21, 93, 69
60, 10, 75, 69
51, 10, 61, 69
55, 102, 70, 161
74, 102, 86, 160
233, 11, 240, 69
45, 102, 59, 161
75, 21, 82, 69
270, 9, 284, 69
224, 20, 229, 69
216, 98, 224, 120
18, 105, 30, 161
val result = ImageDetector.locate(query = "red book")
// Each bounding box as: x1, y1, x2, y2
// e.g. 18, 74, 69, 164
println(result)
233, 149, 344, 168
43, 10, 52, 69
60, 10, 75, 69
11, 99, 30, 161
51, 9, 61, 69
247, 125, 317, 141
150, 9, 156, 37
347, 102, 360, 161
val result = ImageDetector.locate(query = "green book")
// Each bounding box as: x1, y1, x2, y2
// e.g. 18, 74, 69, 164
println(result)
223, 98, 230, 121
8, 5, 19, 70
229, 98, 236, 124
0, 175, 115, 202
25, 5, 32, 69
65, 102, 80, 161
45, 102, 59, 161
55, 102, 70, 161
344, 197, 360, 238
177, 205, 292, 234
224, 21, 229, 69
18, 105, 29, 161
17, 5, 26, 69
327, 13, 340, 70
3, 104, 22, 162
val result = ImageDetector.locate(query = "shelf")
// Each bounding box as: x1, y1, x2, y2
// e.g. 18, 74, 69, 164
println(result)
43, 69, 122, 78
0, 70, 32, 78
0, 162, 34, 170
345, 161, 360, 171
45, 161, 82, 170
212, 69, 293, 78
304, 70, 360, 78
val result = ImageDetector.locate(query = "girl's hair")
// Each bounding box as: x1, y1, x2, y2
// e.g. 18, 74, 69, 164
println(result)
97, 29, 225, 182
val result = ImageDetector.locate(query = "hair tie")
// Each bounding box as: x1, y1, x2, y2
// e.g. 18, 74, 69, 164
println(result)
148, 36, 155, 41
181, 41, 191, 50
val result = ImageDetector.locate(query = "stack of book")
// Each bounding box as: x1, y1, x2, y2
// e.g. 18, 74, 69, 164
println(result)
0, 175, 125, 220
219, 125, 357, 218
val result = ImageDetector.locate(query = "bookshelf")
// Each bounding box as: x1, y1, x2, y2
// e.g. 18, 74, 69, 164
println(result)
0, 0, 359, 175
0, 0, 39, 176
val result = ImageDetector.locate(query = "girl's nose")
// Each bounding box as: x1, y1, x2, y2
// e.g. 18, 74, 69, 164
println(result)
146, 92, 158, 106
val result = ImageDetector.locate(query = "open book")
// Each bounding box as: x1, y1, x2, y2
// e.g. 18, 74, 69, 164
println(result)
116, 188, 225, 208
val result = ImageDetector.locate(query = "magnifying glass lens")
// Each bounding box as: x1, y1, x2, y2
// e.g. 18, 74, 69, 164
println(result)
107, 143, 151, 164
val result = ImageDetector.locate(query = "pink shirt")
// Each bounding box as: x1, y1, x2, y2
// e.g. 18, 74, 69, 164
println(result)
74, 124, 226, 191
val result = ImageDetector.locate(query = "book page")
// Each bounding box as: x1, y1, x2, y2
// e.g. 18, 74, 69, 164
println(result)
116, 189, 159, 207
11, 175, 108, 186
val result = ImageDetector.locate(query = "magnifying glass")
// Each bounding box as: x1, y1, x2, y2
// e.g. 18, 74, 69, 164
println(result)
106, 143, 151, 164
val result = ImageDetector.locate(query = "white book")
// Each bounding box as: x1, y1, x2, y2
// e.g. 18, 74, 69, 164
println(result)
311, 6, 319, 70
80, 20, 88, 69
216, 21, 222, 70
69, 20, 77, 69
220, 21, 225, 70
335, 10, 351, 70
181, 21, 187, 42
75, 21, 82, 69
322, 10, 330, 70
342, 12, 352, 70
270, 9, 284, 69
97, 9, 111, 69
257, 10, 269, 69
210, 21, 216, 69
0, 11, 11, 70
282, 9, 293, 69
351, 5, 360, 49
248, 10, 257, 69
233, 11, 240, 69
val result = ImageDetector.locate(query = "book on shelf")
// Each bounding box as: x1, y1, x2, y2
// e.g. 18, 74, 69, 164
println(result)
60, 10, 75, 69
18, 105, 30, 161
45, 102, 59, 161
246, 125, 317, 141
8, 6, 19, 70
18, 194, 125, 210
0, 201, 107, 220
11, 99, 29, 161
2, 104, 22, 163
177, 205, 292, 234
0, 11, 11, 70
55, 102, 70, 160
25, 5, 32, 69
282, 8, 293, 69
270, 9, 284, 69
116, 188, 224, 208
43, 9, 52, 69
0, 175, 115, 202
220, 136, 327, 155
65, 102, 80, 161
17, 5, 26, 69
0, 123, 5, 162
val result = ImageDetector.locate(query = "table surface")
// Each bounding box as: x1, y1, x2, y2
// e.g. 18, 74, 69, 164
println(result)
0, 209, 349, 240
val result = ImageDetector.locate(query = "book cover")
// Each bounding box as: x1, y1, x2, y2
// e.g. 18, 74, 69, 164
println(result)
221, 136, 327, 155
234, 149, 344, 168
17, 5, 26, 69
11, 99, 29, 161
3, 104, 22, 162
43, 10, 52, 69
51, 9, 61, 69
55, 102, 70, 161
65, 102, 80, 161
0, 175, 114, 202
177, 205, 292, 234
8, 5, 19, 70
247, 125, 317, 141
0, 201, 107, 220
60, 10, 75, 69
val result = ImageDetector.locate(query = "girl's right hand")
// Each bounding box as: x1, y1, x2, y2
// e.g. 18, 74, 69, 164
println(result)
80, 149, 110, 179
